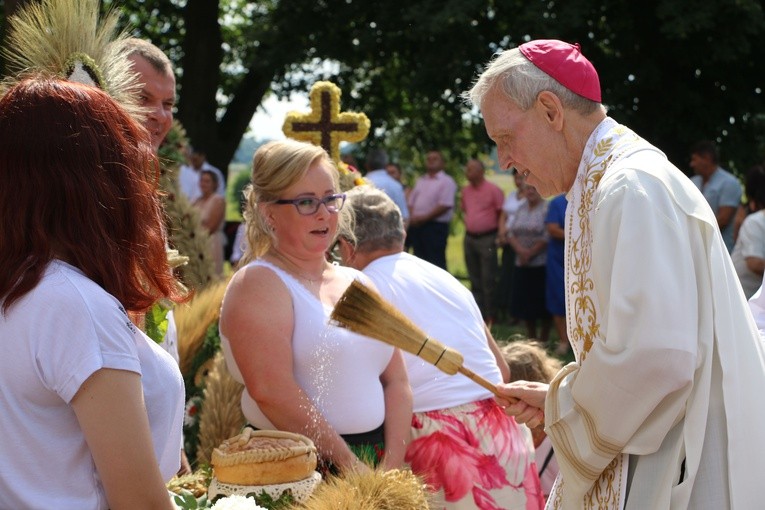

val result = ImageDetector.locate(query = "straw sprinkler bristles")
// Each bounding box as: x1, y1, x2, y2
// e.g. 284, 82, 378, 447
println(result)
330, 280, 500, 397
298, 468, 431, 510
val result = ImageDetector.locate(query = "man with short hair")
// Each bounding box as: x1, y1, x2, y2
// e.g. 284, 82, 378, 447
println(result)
363, 147, 410, 224
337, 187, 543, 510
467, 39, 765, 509
460, 158, 504, 323
407, 150, 457, 269
123, 38, 176, 153
689, 140, 742, 252
124, 37, 193, 476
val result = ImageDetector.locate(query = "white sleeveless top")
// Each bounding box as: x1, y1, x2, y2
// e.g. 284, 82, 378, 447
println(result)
221, 260, 395, 434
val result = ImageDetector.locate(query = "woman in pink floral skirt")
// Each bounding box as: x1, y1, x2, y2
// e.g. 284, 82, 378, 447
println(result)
339, 187, 544, 509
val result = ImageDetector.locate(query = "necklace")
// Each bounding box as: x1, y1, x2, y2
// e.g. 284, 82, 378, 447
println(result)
268, 248, 329, 284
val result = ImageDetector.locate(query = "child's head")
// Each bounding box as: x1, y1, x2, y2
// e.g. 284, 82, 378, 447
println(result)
502, 340, 563, 383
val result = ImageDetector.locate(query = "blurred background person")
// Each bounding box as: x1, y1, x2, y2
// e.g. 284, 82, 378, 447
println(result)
407, 149, 457, 270
178, 144, 226, 202
363, 147, 410, 225
507, 185, 550, 341
731, 164, 765, 298
496, 169, 526, 325
192, 169, 227, 277
460, 158, 505, 324
689, 140, 742, 253
386, 161, 410, 199
545, 193, 569, 355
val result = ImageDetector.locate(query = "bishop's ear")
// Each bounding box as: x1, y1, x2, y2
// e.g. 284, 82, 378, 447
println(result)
535, 91, 564, 130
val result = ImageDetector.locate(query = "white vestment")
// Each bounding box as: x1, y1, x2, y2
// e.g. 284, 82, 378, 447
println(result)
545, 118, 765, 509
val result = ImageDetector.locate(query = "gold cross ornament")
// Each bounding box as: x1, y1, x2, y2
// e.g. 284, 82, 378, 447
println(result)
282, 81, 370, 164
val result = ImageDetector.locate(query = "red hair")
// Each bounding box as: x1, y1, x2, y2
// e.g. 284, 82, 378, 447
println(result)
0, 76, 184, 313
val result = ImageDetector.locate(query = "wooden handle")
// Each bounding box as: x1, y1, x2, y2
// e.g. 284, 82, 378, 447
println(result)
457, 366, 518, 405
457, 366, 501, 397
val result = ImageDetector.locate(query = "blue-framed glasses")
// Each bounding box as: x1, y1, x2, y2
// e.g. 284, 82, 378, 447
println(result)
273, 193, 346, 215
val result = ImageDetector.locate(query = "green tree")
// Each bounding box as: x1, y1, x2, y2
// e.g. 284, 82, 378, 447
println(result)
3, 0, 764, 177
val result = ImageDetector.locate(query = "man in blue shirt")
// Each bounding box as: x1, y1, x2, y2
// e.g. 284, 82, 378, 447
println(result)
689, 140, 742, 252
363, 148, 410, 225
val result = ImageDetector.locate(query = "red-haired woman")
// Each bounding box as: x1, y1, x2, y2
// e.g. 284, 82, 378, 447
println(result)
0, 77, 185, 509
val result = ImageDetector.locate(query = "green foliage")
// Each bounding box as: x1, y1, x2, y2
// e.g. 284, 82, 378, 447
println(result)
6, 0, 765, 176
174, 489, 210, 510
246, 489, 295, 509
229, 168, 252, 217
144, 303, 170, 344
183, 320, 222, 464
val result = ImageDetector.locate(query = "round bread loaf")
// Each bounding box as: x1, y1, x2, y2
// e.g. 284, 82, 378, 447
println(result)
211, 429, 318, 486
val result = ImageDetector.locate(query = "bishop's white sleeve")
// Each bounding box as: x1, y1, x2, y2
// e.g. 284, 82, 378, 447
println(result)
545, 170, 699, 499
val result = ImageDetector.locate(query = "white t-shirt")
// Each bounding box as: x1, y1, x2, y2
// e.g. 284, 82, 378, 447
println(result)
0, 261, 184, 509
362, 252, 503, 412
221, 260, 394, 434
731, 210, 765, 298
501, 190, 526, 230
748, 275, 765, 342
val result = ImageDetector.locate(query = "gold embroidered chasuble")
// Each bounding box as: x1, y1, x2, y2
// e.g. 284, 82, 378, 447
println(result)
545, 118, 653, 509
539, 116, 765, 510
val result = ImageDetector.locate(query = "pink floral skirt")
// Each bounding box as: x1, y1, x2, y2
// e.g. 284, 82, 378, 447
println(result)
406, 398, 544, 510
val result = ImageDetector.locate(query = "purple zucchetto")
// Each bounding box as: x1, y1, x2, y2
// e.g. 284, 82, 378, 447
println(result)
519, 39, 602, 103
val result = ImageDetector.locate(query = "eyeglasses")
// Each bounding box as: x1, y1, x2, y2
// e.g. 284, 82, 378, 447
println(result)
273, 193, 346, 215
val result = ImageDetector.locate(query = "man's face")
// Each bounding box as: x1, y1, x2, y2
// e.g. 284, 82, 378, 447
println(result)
690, 153, 715, 178
481, 86, 565, 197
465, 159, 484, 184
425, 151, 444, 174
128, 54, 175, 152
190, 152, 206, 169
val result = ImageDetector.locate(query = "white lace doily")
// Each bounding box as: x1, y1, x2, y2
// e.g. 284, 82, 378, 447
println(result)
208, 471, 322, 503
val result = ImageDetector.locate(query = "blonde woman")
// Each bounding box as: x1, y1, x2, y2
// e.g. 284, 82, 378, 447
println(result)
219, 140, 411, 473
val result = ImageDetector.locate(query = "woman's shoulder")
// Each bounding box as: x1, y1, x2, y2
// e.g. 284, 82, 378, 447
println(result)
741, 209, 765, 232
37, 261, 123, 316
333, 263, 374, 285
225, 260, 302, 313
227, 259, 288, 293
334, 262, 361, 277
220, 260, 294, 339
18, 262, 138, 360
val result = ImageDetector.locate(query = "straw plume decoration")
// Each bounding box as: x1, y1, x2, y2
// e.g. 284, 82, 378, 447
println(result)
330, 280, 502, 397
195, 352, 246, 465
1, 0, 143, 120
298, 468, 431, 510
174, 278, 229, 378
